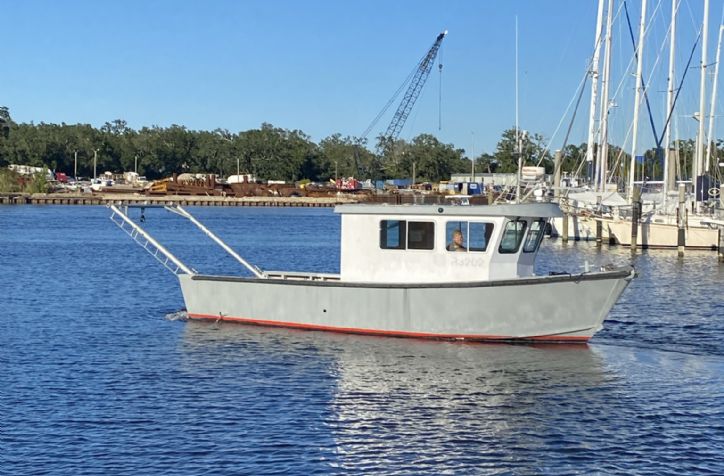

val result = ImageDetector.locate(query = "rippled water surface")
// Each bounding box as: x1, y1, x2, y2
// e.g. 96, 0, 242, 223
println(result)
2, 205, 723, 475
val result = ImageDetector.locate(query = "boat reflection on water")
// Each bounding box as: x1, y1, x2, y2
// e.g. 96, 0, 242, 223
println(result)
179, 320, 616, 472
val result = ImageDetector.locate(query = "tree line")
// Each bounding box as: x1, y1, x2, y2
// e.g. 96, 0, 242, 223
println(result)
0, 106, 720, 185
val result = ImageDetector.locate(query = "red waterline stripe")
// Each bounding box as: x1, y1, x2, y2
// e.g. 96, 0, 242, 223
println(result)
187, 313, 591, 343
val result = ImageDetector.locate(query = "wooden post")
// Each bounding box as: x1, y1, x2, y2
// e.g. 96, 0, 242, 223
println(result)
630, 186, 641, 252
562, 208, 569, 244
718, 228, 724, 263
553, 150, 562, 200
677, 183, 686, 257
595, 196, 603, 247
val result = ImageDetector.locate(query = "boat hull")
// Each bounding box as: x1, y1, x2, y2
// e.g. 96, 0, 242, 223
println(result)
549, 215, 610, 241
604, 219, 719, 249
178, 267, 634, 343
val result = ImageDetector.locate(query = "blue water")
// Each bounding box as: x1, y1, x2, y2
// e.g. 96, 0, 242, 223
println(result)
2, 205, 723, 475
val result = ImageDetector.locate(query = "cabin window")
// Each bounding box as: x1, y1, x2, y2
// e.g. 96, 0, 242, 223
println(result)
446, 221, 494, 252
523, 219, 546, 253
380, 220, 406, 249
380, 220, 434, 250
498, 219, 527, 254
407, 221, 435, 250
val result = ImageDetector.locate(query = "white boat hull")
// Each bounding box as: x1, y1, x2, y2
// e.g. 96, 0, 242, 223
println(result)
179, 267, 634, 343
604, 218, 719, 249
549, 215, 610, 241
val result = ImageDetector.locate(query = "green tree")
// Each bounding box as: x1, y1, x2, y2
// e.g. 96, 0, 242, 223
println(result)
406, 134, 467, 182
493, 128, 549, 173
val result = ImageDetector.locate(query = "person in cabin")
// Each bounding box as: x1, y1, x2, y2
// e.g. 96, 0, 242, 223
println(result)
447, 229, 466, 252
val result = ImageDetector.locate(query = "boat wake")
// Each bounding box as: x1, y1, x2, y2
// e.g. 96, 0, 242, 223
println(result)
165, 310, 189, 322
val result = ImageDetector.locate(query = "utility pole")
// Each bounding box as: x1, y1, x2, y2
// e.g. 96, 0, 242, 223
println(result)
471, 131, 475, 182
74, 150, 78, 179
93, 149, 98, 180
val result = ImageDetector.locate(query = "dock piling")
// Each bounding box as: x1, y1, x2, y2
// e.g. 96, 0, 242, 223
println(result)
631, 186, 641, 253
677, 183, 686, 257
595, 196, 602, 247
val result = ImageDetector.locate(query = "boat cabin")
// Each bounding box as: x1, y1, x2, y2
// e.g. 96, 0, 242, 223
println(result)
335, 203, 562, 283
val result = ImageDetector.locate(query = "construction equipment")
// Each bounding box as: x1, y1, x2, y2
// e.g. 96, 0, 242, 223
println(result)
362, 30, 447, 142
355, 31, 448, 180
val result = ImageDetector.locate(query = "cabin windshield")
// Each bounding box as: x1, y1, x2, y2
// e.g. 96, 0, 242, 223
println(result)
498, 219, 527, 254
523, 219, 546, 253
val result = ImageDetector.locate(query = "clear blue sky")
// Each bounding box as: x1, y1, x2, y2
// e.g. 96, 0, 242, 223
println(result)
2, 0, 720, 156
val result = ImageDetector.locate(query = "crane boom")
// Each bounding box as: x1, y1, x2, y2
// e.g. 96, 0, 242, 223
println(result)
383, 31, 447, 141
362, 30, 447, 140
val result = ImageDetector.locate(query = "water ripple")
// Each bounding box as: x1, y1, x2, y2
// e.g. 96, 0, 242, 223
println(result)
2, 206, 723, 475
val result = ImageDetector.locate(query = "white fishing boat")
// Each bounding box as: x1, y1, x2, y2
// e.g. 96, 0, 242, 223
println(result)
110, 202, 635, 343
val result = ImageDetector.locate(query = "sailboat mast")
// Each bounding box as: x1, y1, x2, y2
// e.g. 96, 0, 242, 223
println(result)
663, 0, 679, 210
515, 16, 522, 204
695, 0, 709, 206
587, 0, 606, 190
705, 25, 723, 173
598, 0, 615, 192
629, 0, 648, 202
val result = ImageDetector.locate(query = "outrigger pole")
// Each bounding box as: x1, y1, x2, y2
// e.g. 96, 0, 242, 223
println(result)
109, 204, 195, 275
110, 204, 267, 279
166, 205, 267, 279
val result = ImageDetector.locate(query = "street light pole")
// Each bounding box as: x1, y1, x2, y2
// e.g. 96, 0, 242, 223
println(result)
93, 149, 98, 180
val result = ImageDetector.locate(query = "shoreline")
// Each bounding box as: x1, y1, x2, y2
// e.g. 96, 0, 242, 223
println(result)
0, 192, 361, 207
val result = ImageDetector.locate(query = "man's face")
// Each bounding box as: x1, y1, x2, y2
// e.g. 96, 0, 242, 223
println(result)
454, 232, 463, 245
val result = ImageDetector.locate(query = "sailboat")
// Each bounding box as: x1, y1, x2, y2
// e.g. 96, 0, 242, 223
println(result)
601, 0, 722, 250
555, 0, 722, 249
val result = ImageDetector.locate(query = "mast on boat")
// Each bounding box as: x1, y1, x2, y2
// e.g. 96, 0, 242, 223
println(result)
663, 0, 679, 211
515, 16, 522, 204
628, 0, 648, 202
694, 0, 710, 210
587, 0, 606, 190
705, 24, 723, 174
597, 0, 615, 193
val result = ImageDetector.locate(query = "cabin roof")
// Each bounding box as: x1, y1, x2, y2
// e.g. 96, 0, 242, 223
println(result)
334, 203, 563, 218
